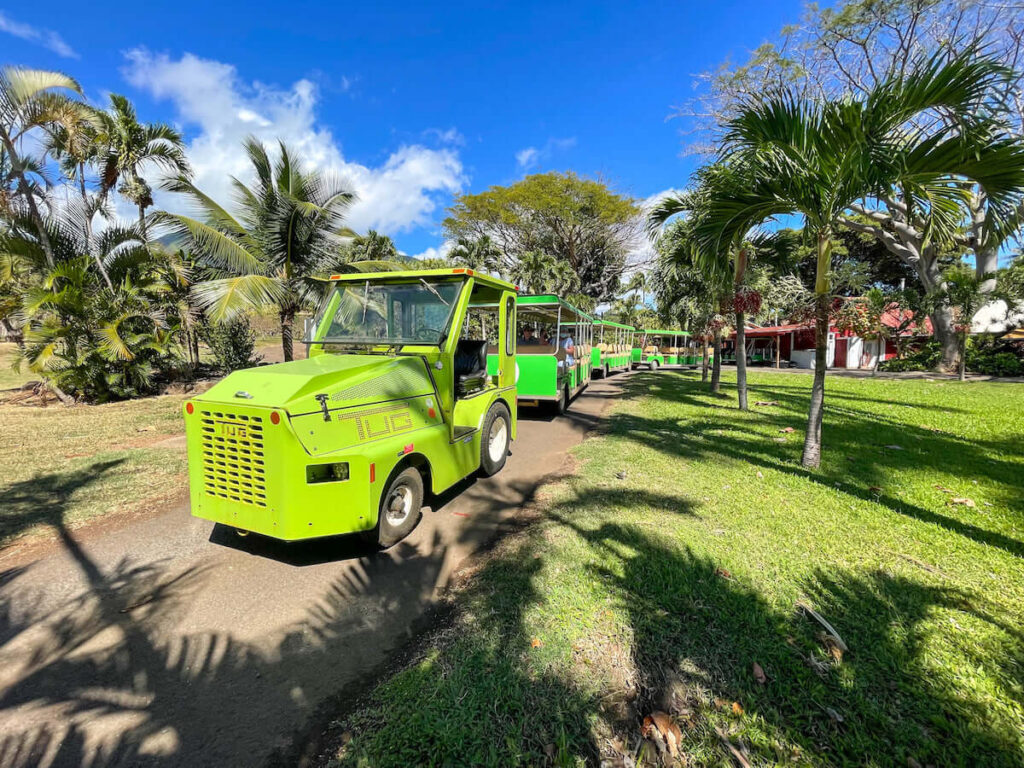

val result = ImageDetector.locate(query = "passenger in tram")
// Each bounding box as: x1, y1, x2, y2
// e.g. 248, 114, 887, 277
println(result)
559, 329, 576, 367
520, 326, 539, 345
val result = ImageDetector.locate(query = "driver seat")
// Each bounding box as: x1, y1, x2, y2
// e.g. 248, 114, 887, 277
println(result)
454, 339, 488, 396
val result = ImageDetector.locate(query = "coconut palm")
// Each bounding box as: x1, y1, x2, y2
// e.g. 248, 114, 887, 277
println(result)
685, 51, 1021, 467
0, 67, 83, 267
448, 235, 501, 273
97, 94, 190, 236
160, 136, 358, 362
346, 229, 398, 261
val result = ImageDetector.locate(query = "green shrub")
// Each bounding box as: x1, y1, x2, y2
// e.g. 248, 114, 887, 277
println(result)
879, 340, 941, 372
201, 317, 261, 373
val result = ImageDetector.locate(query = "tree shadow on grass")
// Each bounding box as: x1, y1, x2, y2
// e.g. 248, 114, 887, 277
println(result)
547, 503, 1024, 766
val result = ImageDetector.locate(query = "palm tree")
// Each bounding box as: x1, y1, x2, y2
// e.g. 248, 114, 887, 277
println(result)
97, 94, 190, 237
0, 67, 83, 267
346, 229, 398, 261
45, 100, 103, 244
688, 51, 1020, 468
448, 235, 501, 273
160, 136, 357, 362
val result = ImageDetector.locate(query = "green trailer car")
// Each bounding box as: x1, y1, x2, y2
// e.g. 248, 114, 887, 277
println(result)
509, 294, 593, 413
183, 268, 519, 547
632, 329, 692, 370
592, 319, 634, 377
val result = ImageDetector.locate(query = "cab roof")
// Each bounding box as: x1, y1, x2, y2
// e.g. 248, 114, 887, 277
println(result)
595, 318, 635, 330
638, 328, 691, 336
318, 267, 517, 292
516, 294, 592, 320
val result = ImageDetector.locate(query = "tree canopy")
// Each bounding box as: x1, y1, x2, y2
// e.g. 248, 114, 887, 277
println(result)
443, 171, 641, 301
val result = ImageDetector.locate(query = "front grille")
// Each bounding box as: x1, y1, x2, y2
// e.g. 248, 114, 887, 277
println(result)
199, 410, 267, 507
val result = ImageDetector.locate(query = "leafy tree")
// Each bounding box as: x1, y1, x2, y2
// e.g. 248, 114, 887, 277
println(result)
160, 136, 356, 362
509, 250, 578, 295
683, 0, 1024, 369
0, 67, 83, 267
447, 235, 502, 272
940, 264, 994, 381
345, 229, 398, 262
687, 51, 1014, 468
443, 172, 641, 301
97, 94, 190, 237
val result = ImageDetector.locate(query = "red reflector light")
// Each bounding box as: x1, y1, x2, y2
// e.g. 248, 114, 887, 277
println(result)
403, 443, 414, 454
428, 407, 435, 418
329, 274, 343, 280
369, 463, 376, 483
185, 402, 194, 415
270, 411, 281, 425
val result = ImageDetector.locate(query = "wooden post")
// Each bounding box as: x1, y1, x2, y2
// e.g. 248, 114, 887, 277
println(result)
775, 335, 781, 368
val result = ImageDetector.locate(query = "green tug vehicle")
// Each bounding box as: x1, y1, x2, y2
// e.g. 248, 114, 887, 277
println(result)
509, 294, 593, 413
183, 268, 518, 547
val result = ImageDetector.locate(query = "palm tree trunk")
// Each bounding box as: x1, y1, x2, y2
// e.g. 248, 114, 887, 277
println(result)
47, 380, 76, 405
801, 233, 832, 470
735, 311, 748, 410
82, 166, 114, 291
137, 203, 148, 240
1, 128, 55, 267
711, 328, 722, 393
958, 332, 967, 381
281, 309, 295, 362
701, 339, 709, 383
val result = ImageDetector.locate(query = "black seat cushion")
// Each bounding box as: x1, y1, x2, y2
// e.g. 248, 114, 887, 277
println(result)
455, 339, 488, 395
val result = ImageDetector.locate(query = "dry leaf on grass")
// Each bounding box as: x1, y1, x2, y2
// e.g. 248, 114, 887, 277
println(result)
530, 637, 543, 648
715, 567, 733, 580
731, 701, 744, 715
821, 634, 844, 662
950, 497, 976, 507
884, 444, 903, 450
796, 601, 849, 652
752, 662, 767, 685
641, 711, 682, 758
779, 427, 795, 433
756, 471, 763, 479
869, 486, 883, 493
714, 726, 752, 768
754, 400, 779, 406
934, 484, 953, 493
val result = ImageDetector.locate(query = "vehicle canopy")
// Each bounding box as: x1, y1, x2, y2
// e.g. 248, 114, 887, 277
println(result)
515, 294, 592, 354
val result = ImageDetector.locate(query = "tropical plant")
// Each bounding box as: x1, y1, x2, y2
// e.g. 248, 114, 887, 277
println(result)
3, 212, 183, 401
682, 51, 1017, 467
160, 136, 357, 362
508, 251, 578, 295
0, 66, 83, 267
447, 235, 502, 273
96, 94, 190, 236
346, 229, 398, 262
940, 264, 994, 381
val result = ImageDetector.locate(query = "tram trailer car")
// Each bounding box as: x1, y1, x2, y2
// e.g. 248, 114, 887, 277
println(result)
183, 269, 518, 547
592, 320, 634, 378
632, 330, 692, 370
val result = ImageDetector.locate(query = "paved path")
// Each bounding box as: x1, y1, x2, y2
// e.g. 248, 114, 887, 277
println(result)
0, 372, 628, 768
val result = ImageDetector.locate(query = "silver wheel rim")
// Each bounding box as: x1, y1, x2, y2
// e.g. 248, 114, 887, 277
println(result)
488, 417, 508, 463
385, 485, 413, 526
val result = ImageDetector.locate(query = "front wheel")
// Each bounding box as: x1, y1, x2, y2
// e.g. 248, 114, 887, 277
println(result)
650, 359, 659, 372
375, 467, 423, 547
480, 403, 511, 476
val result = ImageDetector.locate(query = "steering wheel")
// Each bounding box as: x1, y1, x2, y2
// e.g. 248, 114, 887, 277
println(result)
414, 326, 441, 341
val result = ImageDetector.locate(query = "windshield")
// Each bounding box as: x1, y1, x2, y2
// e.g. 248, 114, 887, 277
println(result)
311, 278, 463, 346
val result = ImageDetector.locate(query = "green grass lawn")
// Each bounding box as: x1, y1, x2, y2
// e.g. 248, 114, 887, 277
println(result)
326, 370, 1024, 767
0, 392, 189, 549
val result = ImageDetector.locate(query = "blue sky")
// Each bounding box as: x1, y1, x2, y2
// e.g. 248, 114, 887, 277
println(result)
2, 1, 807, 257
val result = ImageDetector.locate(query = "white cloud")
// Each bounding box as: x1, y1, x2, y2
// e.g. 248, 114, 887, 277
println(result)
0, 12, 77, 58
425, 127, 465, 146
121, 49, 465, 235
408, 241, 454, 261
515, 137, 576, 172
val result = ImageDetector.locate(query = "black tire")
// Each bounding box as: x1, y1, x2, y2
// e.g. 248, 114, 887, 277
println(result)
375, 467, 423, 547
555, 384, 570, 415
480, 403, 511, 476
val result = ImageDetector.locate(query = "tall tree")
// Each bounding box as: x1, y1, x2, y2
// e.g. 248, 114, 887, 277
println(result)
447, 235, 501, 272
691, 52, 1016, 468
683, 0, 1024, 369
97, 94, 190, 237
443, 172, 641, 302
160, 136, 356, 362
0, 67, 83, 267
346, 229, 398, 262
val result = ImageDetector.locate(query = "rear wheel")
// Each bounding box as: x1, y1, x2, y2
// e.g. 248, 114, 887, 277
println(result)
555, 384, 570, 415
650, 359, 660, 372
375, 467, 423, 547
480, 403, 511, 476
